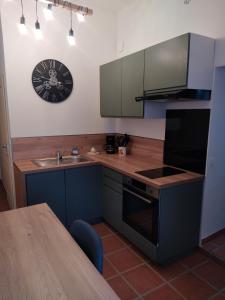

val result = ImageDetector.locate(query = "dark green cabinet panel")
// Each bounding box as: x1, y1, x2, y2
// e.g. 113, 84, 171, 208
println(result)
26, 170, 66, 225
144, 34, 189, 92
65, 166, 102, 228
100, 59, 122, 117
102, 185, 122, 232
122, 51, 144, 117
102, 167, 123, 232
103, 167, 123, 183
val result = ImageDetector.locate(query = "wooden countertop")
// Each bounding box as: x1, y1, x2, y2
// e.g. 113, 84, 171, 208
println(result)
14, 153, 203, 189
0, 204, 119, 300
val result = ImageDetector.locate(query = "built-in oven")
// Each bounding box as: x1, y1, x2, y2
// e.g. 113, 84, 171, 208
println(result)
123, 176, 159, 246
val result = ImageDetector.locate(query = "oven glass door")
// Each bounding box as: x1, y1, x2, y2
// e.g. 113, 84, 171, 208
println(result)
123, 186, 159, 245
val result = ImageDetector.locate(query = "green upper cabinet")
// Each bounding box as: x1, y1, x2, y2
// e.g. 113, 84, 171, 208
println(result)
100, 52, 144, 118
100, 59, 122, 117
100, 33, 214, 115
144, 33, 189, 92
122, 50, 144, 117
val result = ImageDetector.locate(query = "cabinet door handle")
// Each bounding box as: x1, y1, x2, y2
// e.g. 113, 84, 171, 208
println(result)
135, 96, 144, 102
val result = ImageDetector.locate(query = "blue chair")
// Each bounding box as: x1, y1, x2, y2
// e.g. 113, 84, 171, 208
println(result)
70, 220, 103, 273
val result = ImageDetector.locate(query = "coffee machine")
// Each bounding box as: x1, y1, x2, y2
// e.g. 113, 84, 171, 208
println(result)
105, 134, 116, 154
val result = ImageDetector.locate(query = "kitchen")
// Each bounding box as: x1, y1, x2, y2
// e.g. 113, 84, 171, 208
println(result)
0, 0, 225, 299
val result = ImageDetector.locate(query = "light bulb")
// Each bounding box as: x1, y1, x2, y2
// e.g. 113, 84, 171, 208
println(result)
18, 23, 28, 35
35, 20, 40, 30
68, 28, 76, 46
18, 15, 27, 35
34, 21, 43, 40
34, 29, 43, 40
76, 13, 85, 22
43, 4, 54, 21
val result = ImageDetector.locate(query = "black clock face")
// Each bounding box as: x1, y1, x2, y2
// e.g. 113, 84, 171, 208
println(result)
32, 59, 73, 103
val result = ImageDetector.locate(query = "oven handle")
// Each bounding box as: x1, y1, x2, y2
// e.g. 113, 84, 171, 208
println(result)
123, 187, 152, 204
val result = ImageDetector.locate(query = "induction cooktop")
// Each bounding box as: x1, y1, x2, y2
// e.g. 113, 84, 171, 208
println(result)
136, 167, 185, 179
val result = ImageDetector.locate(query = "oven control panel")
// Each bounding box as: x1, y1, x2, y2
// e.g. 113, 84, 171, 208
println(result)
123, 176, 159, 199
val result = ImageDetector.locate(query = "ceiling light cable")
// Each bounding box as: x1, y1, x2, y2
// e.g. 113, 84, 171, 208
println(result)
68, 2, 76, 46
18, 0, 27, 35
35, 0, 40, 30
34, 0, 43, 39
20, 0, 25, 25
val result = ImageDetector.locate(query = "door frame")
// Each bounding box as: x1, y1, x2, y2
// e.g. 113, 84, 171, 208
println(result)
0, 75, 16, 209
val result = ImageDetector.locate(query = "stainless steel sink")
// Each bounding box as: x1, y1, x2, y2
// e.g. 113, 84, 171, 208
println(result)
32, 155, 91, 167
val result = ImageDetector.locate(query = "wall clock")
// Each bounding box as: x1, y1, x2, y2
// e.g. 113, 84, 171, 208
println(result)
32, 59, 73, 103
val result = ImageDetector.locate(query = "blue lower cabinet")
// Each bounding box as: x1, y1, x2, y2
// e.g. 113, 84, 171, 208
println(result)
26, 170, 66, 225
65, 166, 102, 228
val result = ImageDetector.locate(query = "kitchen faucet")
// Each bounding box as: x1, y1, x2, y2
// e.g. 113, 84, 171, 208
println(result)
56, 151, 62, 162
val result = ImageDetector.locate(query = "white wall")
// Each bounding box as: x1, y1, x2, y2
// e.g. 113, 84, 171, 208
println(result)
0, 0, 117, 137
200, 41, 225, 239
115, 0, 225, 139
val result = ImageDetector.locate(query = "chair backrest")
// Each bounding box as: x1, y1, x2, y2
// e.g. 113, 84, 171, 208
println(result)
70, 220, 103, 273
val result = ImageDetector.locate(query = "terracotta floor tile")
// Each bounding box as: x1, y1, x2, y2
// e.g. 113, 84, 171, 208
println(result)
143, 285, 184, 300
202, 241, 220, 252
103, 235, 127, 254
171, 272, 215, 300
130, 245, 149, 261
181, 251, 208, 268
108, 275, 138, 300
212, 234, 225, 246
92, 223, 113, 238
117, 234, 133, 247
213, 247, 225, 262
103, 258, 117, 279
149, 261, 187, 281
107, 248, 143, 272
123, 265, 163, 294
212, 294, 225, 300
194, 260, 225, 289
96, 224, 225, 300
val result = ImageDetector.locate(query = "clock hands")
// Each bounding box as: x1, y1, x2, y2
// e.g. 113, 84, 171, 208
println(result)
48, 69, 64, 90
37, 69, 64, 91
39, 75, 51, 81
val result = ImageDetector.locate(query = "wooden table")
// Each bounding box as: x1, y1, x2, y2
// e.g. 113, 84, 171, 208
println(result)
0, 204, 119, 300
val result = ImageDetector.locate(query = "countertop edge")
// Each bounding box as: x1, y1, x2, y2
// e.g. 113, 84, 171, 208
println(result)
14, 154, 204, 189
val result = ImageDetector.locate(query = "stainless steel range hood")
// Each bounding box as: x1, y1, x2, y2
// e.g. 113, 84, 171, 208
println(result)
135, 88, 212, 102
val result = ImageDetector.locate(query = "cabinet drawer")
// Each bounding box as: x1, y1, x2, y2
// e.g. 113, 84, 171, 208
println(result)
103, 176, 122, 194
103, 167, 123, 183
102, 185, 123, 233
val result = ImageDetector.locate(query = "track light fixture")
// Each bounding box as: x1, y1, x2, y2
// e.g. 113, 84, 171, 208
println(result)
17, 0, 93, 43
18, 0, 27, 35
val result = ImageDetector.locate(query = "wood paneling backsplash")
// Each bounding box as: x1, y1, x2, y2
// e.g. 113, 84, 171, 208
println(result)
12, 134, 107, 160
128, 136, 164, 162
12, 134, 164, 161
